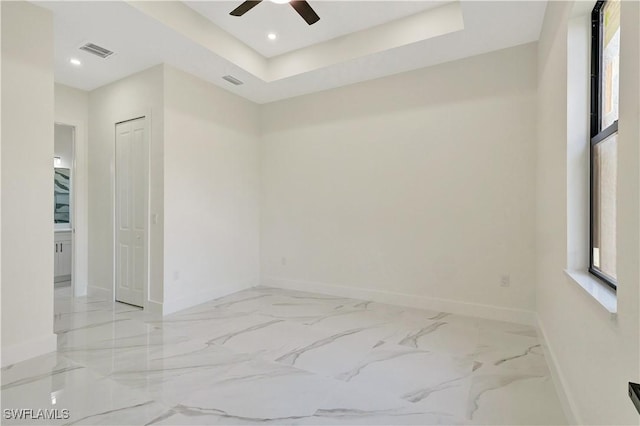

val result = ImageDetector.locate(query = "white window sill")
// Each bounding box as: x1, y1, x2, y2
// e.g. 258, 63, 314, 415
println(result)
564, 269, 617, 315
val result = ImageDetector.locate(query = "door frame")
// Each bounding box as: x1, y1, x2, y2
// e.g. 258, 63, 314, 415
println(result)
54, 120, 86, 298
112, 111, 151, 309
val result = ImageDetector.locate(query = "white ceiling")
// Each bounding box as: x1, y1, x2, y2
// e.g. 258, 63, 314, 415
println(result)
38, 1, 548, 104
185, 1, 451, 58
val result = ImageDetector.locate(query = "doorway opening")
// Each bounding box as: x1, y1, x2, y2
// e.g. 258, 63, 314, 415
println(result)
54, 123, 75, 294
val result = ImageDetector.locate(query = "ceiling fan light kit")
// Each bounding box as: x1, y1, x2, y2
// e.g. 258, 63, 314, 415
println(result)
230, 0, 320, 26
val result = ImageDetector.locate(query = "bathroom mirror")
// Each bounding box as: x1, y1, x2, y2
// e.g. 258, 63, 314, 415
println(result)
54, 168, 70, 224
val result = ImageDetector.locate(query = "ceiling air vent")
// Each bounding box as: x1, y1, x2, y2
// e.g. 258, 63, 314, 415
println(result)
79, 43, 114, 59
222, 75, 244, 86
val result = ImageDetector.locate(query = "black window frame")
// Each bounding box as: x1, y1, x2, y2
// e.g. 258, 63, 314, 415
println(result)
590, 0, 618, 290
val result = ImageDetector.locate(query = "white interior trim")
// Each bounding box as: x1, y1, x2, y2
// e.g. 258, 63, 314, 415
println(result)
536, 315, 582, 425
145, 299, 163, 315
262, 277, 536, 326
54, 118, 88, 298
1, 333, 57, 368
566, 13, 591, 274
161, 279, 257, 316
87, 285, 112, 301
564, 269, 617, 314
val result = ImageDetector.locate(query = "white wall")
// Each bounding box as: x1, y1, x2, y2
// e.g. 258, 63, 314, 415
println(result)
87, 63, 260, 315
163, 65, 260, 314
55, 84, 89, 297
88, 65, 164, 308
536, 1, 640, 424
260, 44, 538, 324
1, 1, 56, 366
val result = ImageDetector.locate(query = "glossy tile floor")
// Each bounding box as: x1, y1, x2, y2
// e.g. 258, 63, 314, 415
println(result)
1, 286, 567, 425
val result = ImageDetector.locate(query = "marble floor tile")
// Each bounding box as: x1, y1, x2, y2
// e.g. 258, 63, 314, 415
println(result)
297, 380, 470, 425
467, 374, 566, 425
1, 352, 167, 426
336, 342, 473, 413
272, 323, 398, 378
205, 317, 322, 361
153, 310, 280, 343
391, 320, 480, 357
105, 343, 256, 405
57, 318, 162, 361
0, 286, 567, 425
145, 358, 338, 425
471, 329, 549, 376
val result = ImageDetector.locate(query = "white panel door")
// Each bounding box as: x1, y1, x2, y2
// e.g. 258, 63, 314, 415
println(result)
115, 117, 147, 307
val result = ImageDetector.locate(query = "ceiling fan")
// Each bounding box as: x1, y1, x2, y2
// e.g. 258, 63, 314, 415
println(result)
230, 0, 320, 26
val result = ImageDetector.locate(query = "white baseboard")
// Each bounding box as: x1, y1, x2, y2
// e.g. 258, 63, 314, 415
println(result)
262, 277, 536, 326
88, 281, 256, 316
161, 279, 257, 316
1, 333, 57, 368
87, 285, 111, 300
536, 315, 581, 425
146, 299, 164, 315
73, 281, 88, 298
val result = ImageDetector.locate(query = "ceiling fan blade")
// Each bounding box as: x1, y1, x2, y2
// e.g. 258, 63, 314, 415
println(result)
290, 0, 320, 25
230, 1, 262, 17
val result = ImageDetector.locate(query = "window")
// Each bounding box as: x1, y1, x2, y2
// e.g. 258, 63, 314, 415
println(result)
590, 0, 620, 289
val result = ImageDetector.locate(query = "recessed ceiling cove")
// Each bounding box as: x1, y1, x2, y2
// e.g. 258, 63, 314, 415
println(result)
39, 1, 547, 104
185, 1, 452, 58
131, 1, 464, 82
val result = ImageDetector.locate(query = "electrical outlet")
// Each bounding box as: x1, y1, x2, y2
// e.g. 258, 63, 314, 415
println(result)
500, 274, 510, 287
281, 257, 287, 266
173, 270, 180, 281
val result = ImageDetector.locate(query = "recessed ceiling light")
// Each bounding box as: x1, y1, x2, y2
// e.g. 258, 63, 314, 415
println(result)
270, 0, 290, 4
69, 58, 82, 66
267, 32, 277, 40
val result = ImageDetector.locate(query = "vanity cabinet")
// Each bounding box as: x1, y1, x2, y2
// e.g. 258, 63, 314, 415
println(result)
54, 231, 72, 282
